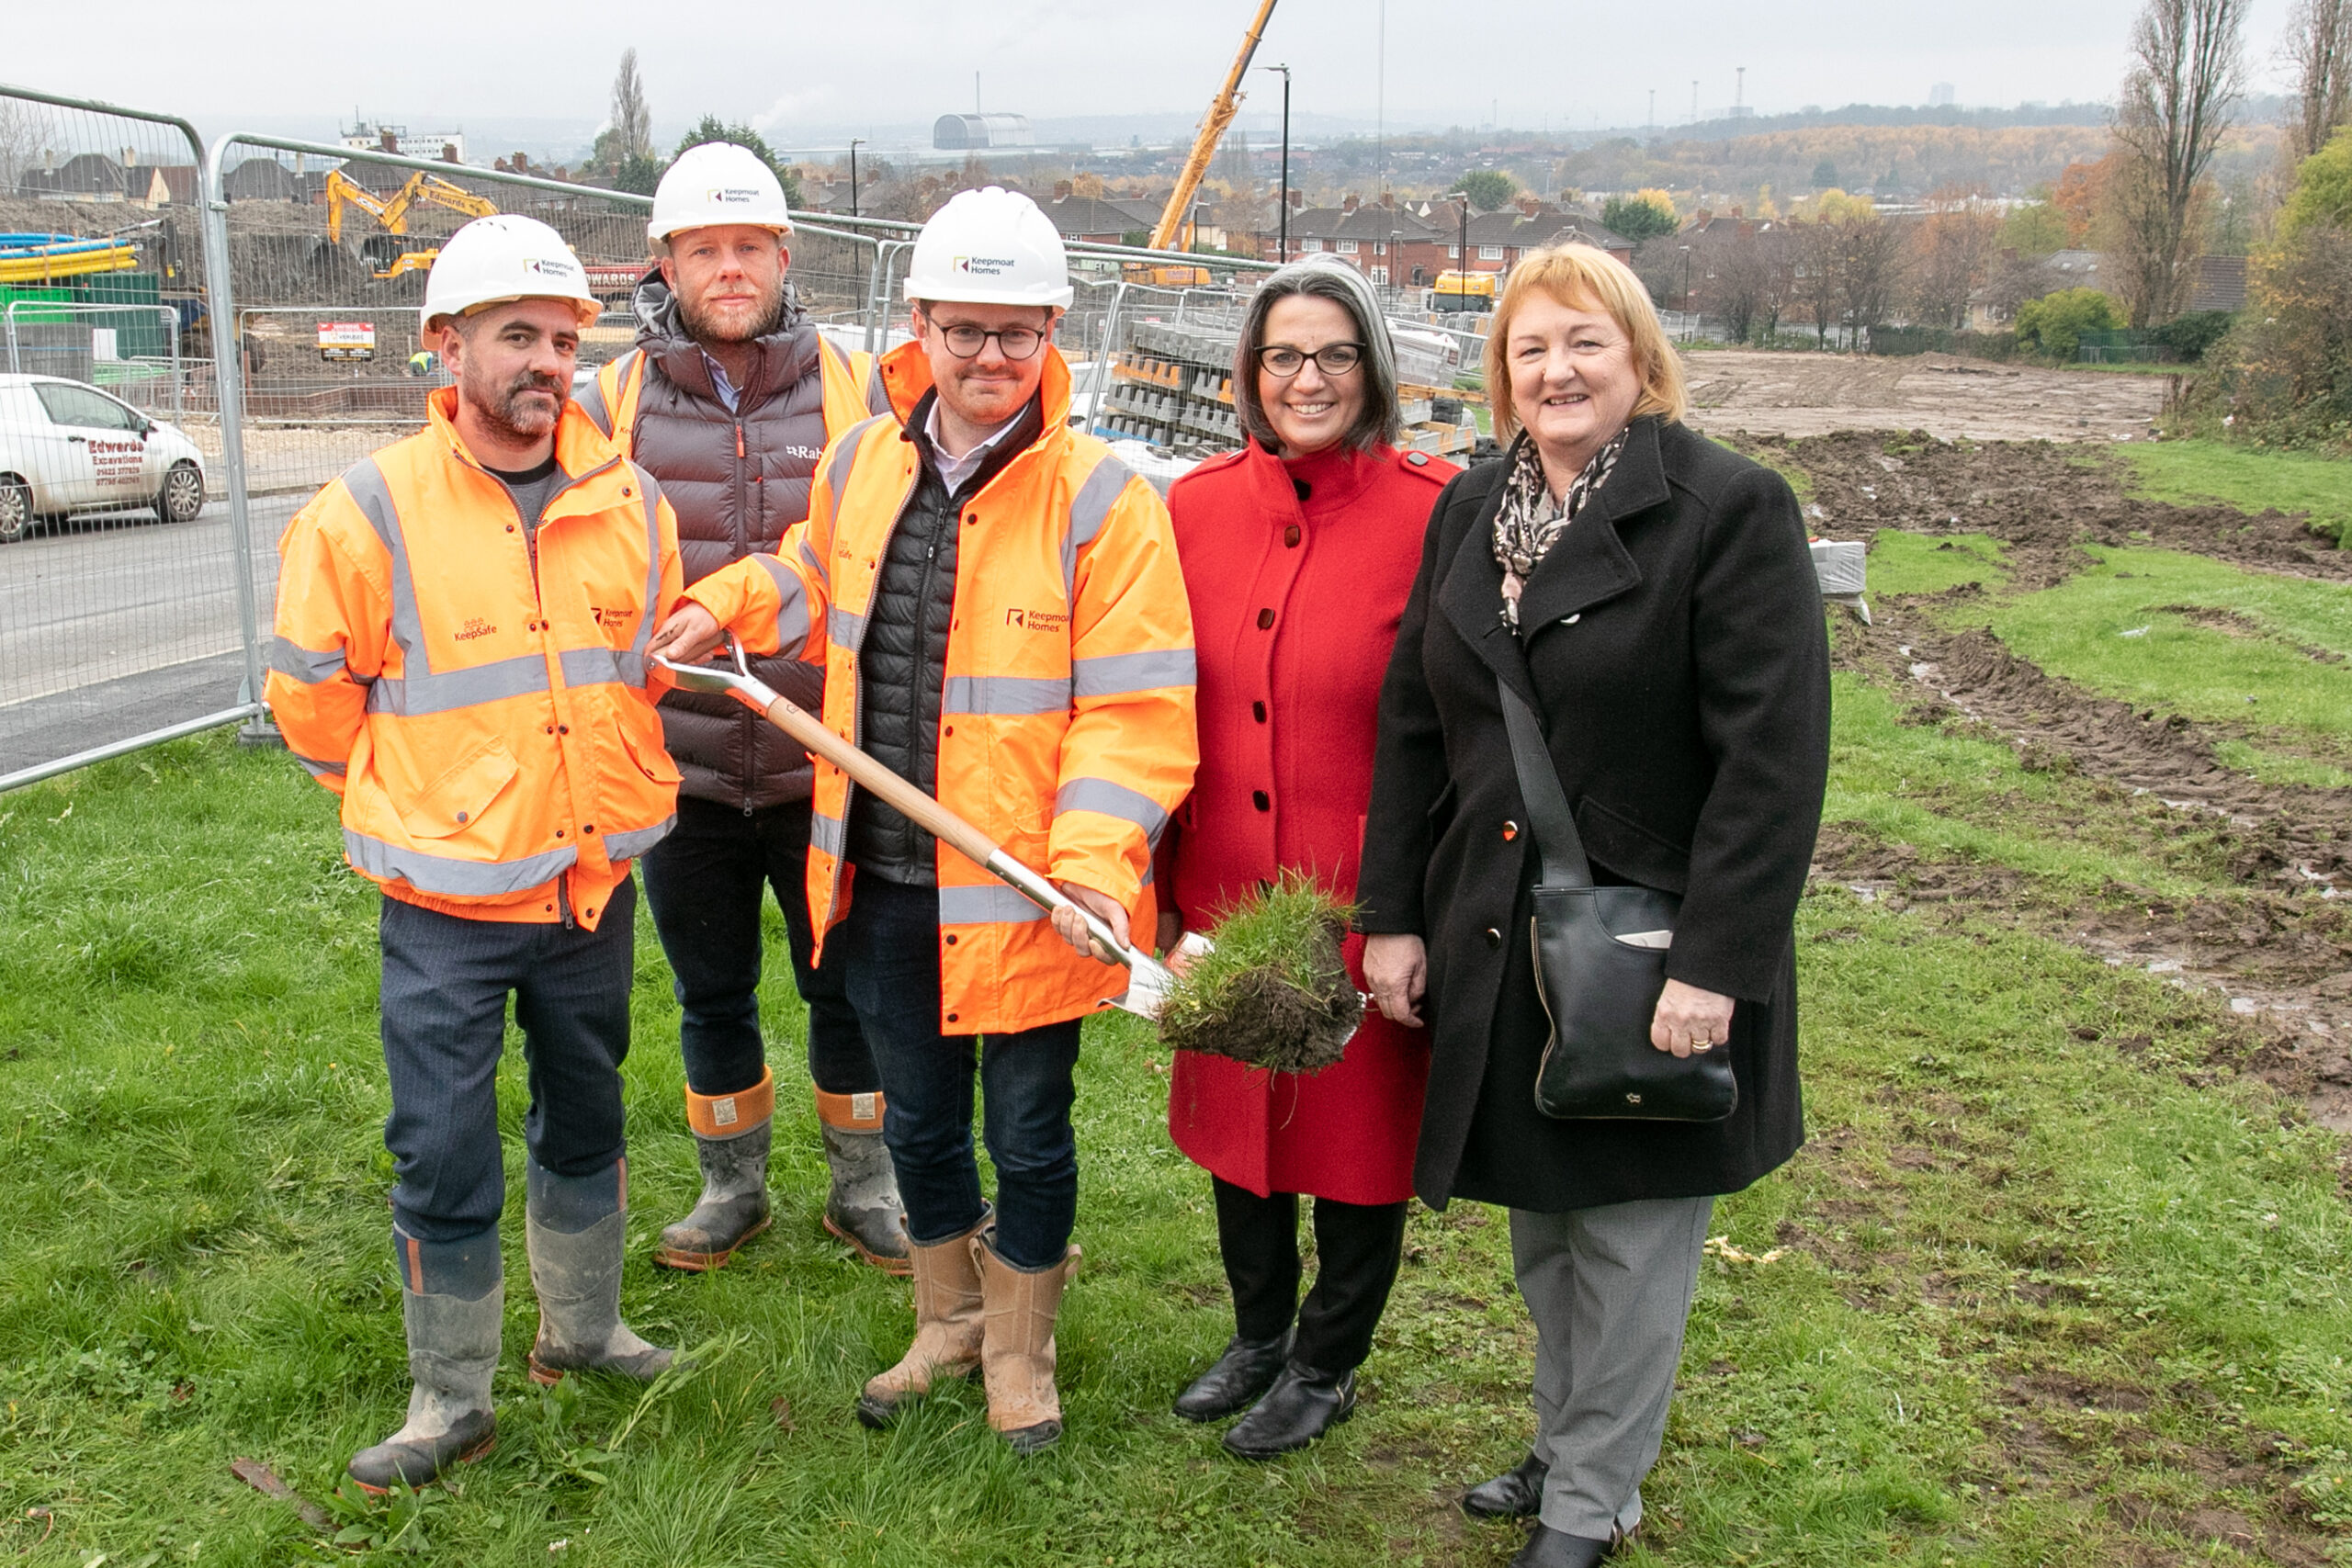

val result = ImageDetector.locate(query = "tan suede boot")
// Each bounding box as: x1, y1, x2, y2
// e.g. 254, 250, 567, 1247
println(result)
854, 1212, 990, 1428
974, 1231, 1082, 1454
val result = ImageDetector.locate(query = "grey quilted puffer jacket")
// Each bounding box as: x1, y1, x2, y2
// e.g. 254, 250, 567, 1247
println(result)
589, 271, 886, 810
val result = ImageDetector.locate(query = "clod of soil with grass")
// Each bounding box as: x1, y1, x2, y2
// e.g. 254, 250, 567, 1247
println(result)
1156, 873, 1363, 1076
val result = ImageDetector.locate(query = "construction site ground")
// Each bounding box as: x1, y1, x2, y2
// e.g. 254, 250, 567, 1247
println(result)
1687, 348, 2175, 444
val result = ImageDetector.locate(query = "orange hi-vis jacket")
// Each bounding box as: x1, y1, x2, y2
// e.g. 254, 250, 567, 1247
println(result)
267, 386, 693, 931
684, 342, 1199, 1033
575, 333, 876, 447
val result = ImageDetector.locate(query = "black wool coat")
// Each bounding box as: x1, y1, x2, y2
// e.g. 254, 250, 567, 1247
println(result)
1357, 415, 1830, 1212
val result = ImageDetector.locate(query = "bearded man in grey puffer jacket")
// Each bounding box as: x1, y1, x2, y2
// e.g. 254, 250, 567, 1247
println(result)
576, 142, 907, 1275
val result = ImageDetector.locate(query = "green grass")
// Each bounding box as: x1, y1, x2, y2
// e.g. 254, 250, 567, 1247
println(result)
2121, 439, 2352, 545
1866, 530, 2010, 597
6, 734, 2352, 1563
1984, 546, 2352, 750
2211, 739, 2352, 789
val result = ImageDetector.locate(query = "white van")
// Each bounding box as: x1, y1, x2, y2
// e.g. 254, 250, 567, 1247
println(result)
0, 374, 209, 543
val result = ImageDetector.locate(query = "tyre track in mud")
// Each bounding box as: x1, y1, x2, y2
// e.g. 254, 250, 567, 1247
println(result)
1781, 431, 2352, 1124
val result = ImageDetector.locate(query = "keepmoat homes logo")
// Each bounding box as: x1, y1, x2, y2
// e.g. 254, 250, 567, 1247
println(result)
953, 255, 1020, 277
1004, 606, 1069, 634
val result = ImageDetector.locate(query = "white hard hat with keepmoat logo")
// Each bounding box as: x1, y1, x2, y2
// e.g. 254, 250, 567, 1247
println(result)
650, 142, 795, 242
421, 215, 600, 330
904, 186, 1072, 309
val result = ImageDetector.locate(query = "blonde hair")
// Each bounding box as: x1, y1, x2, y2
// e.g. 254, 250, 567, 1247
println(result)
1483, 243, 1688, 441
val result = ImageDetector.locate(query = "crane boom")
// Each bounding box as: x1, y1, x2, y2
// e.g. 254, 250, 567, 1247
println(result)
1148, 0, 1279, 254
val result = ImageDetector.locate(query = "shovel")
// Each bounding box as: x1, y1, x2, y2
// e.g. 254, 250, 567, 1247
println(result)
653, 642, 1190, 1019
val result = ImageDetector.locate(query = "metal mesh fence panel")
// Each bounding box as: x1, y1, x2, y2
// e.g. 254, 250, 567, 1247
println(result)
0, 85, 253, 788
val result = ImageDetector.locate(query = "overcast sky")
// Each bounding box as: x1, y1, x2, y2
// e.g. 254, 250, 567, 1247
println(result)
6, 0, 2311, 143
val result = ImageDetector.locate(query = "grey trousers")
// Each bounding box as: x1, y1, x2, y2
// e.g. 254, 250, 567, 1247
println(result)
1508, 1195, 1714, 1540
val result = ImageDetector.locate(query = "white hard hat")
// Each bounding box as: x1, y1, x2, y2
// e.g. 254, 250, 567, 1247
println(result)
650, 142, 795, 242
903, 186, 1073, 310
421, 215, 600, 330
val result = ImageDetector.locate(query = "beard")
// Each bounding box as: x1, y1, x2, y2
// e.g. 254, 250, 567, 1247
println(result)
677, 277, 790, 345
461, 364, 566, 444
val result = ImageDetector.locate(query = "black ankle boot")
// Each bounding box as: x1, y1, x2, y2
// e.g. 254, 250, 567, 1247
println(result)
1462, 1450, 1549, 1518
1510, 1524, 1617, 1568
1173, 1329, 1294, 1422
1219, 1361, 1355, 1459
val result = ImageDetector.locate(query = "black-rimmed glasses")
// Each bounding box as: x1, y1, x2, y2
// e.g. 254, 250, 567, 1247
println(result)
1255, 342, 1365, 377
933, 321, 1048, 360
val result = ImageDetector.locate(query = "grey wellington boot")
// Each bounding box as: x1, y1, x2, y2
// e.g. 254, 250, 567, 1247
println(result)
817, 1089, 910, 1275
524, 1160, 674, 1386
655, 1122, 773, 1271
347, 1226, 502, 1495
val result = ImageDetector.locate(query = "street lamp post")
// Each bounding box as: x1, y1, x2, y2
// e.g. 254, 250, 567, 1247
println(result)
1260, 62, 1291, 264
1679, 244, 1693, 341
1457, 197, 1471, 313
849, 138, 864, 219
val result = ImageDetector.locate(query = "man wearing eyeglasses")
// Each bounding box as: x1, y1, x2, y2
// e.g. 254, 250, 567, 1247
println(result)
650, 186, 1197, 1455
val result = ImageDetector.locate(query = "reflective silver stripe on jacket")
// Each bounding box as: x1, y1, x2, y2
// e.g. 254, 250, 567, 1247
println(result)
754, 554, 812, 653
1071, 648, 1196, 699
366, 654, 549, 716
269, 637, 346, 684
826, 605, 865, 648
808, 810, 846, 859
341, 457, 428, 677
291, 751, 346, 779
936, 883, 1050, 925
560, 647, 645, 691
943, 674, 1070, 716
601, 816, 676, 862
1056, 776, 1170, 846
1060, 451, 1135, 599
575, 348, 639, 441
344, 829, 578, 897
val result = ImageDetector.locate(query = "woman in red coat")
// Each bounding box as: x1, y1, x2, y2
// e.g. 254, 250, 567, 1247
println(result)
1156, 257, 1457, 1459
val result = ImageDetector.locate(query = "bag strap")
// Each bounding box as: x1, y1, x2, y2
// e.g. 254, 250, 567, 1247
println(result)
1497, 676, 1593, 888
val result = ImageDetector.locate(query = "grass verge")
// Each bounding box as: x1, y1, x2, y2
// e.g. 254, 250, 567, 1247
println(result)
2121, 440, 2352, 547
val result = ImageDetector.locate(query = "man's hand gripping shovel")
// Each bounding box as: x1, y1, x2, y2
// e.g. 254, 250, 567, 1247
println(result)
653, 640, 1197, 1020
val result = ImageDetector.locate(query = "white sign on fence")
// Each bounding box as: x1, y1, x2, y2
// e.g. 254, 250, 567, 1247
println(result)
316, 321, 377, 362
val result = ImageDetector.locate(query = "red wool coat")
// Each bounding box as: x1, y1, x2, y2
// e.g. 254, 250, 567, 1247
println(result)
1161, 437, 1457, 1204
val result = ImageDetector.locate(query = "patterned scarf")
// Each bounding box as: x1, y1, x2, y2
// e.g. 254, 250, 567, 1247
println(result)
1490, 426, 1628, 630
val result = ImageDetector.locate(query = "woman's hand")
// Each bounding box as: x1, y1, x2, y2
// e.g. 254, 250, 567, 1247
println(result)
1649, 978, 1735, 1058
1155, 911, 1200, 976
1363, 934, 1428, 1028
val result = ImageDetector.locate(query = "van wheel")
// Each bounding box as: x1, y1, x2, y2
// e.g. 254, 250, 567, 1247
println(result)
0, 477, 32, 543
155, 462, 205, 524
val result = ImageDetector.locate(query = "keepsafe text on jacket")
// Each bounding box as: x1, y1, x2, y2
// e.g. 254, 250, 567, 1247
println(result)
682, 341, 1200, 1033
267, 385, 705, 931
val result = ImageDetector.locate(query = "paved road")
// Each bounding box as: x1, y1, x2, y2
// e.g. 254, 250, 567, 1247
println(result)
0, 495, 302, 776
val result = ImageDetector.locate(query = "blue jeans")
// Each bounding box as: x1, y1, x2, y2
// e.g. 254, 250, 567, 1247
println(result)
639, 795, 879, 1098
378, 878, 636, 1243
830, 874, 1080, 1269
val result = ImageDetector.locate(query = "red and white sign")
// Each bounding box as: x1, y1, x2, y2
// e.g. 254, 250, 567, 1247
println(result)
317, 321, 377, 362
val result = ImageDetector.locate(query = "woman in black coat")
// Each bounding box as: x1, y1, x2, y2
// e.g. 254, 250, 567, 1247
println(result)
1358, 244, 1829, 1568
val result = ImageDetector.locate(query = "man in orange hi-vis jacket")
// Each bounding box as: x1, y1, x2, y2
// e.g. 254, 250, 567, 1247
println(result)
650, 186, 1198, 1455
267, 216, 774, 1495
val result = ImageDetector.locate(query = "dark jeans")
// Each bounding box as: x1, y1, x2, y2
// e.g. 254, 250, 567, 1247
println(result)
639, 795, 879, 1098
379, 878, 636, 1244
1214, 1176, 1409, 1375
831, 874, 1080, 1269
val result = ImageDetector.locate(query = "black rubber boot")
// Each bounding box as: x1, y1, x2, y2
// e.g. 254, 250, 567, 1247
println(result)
1510, 1524, 1615, 1568
1173, 1329, 1295, 1422
524, 1161, 674, 1386
655, 1122, 773, 1272
820, 1118, 910, 1275
1463, 1450, 1550, 1519
1219, 1361, 1356, 1460
347, 1226, 501, 1495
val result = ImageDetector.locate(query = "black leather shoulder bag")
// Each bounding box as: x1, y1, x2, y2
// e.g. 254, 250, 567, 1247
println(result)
1498, 677, 1737, 1122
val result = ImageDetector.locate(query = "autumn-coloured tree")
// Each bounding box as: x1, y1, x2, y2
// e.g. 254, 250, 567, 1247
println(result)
2051, 158, 2115, 246
1909, 188, 2000, 329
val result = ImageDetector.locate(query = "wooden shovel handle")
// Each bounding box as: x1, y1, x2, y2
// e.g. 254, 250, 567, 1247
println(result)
755, 694, 1006, 874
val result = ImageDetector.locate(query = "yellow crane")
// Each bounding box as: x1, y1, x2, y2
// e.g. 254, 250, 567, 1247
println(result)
1147, 0, 1279, 255
323, 167, 499, 246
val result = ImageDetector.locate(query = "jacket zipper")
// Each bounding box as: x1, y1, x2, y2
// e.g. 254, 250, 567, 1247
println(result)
734, 416, 755, 813
829, 451, 923, 919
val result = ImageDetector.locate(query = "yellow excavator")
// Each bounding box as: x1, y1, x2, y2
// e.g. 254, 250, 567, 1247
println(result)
1128, 0, 1277, 286
324, 167, 500, 280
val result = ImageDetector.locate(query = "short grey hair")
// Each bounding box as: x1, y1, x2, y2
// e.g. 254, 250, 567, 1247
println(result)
1232, 257, 1402, 453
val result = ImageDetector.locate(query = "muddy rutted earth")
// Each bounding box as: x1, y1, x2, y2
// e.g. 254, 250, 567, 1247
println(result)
1786, 430, 2352, 1126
